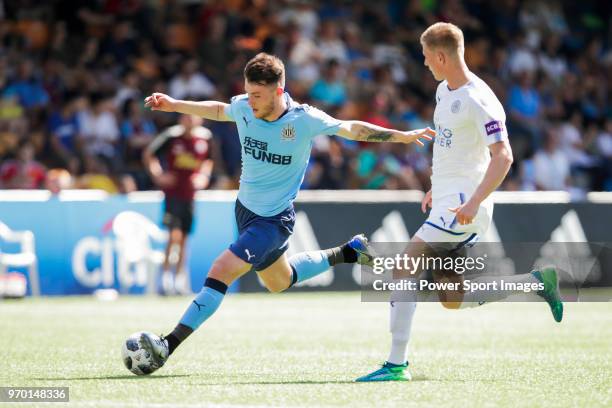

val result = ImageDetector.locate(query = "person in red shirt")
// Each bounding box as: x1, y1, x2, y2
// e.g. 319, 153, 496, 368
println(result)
143, 114, 214, 295
0, 141, 46, 189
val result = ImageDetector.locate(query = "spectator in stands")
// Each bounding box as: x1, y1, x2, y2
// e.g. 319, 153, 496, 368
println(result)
317, 20, 348, 65
508, 71, 542, 148
0, 1, 609, 198
78, 93, 120, 169
48, 94, 81, 174
285, 21, 322, 87
114, 71, 141, 110
596, 118, 612, 191
45, 168, 73, 195
168, 59, 216, 101
2, 60, 49, 110
309, 59, 347, 109
0, 140, 46, 189
306, 137, 351, 189
120, 98, 157, 189
533, 128, 570, 191
75, 155, 119, 194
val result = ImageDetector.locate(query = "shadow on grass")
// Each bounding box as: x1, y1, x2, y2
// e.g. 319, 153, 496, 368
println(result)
33, 375, 505, 384
32, 374, 193, 381
196, 375, 509, 386
198, 378, 428, 385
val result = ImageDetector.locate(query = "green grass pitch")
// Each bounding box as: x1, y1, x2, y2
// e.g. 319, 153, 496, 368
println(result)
2, 292, 611, 407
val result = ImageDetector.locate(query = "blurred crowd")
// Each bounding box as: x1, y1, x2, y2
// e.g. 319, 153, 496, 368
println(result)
0, 0, 610, 199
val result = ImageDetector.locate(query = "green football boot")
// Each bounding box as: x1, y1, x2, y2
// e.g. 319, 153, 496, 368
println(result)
355, 361, 411, 382
532, 267, 564, 322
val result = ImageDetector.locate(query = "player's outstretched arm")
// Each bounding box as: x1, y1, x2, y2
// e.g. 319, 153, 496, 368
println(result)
144, 92, 232, 122
336, 120, 434, 146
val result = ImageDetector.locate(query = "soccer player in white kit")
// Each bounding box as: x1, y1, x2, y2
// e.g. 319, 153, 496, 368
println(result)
356, 22, 563, 382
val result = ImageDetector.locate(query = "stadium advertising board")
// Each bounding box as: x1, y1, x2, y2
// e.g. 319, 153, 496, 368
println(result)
0, 192, 236, 296
238, 200, 612, 292
1, 192, 611, 296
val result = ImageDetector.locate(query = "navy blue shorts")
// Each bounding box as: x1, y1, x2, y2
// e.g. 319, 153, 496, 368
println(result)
229, 200, 295, 271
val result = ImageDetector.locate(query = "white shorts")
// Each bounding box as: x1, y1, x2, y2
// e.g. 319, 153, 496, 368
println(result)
415, 192, 493, 249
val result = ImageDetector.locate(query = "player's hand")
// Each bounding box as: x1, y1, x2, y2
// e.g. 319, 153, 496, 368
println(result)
421, 189, 432, 213
144, 93, 177, 112
400, 127, 435, 146
153, 173, 176, 188
449, 200, 478, 225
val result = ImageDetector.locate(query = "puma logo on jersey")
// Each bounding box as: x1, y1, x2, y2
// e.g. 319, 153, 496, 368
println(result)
243, 116, 251, 127
245, 249, 256, 261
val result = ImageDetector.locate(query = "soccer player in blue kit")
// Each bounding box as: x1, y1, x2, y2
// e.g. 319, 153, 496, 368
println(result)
140, 53, 435, 366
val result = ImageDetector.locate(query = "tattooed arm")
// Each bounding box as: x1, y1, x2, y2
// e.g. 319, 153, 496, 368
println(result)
336, 120, 434, 145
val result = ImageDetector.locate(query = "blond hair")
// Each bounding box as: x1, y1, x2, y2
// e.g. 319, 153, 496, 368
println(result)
420, 22, 464, 58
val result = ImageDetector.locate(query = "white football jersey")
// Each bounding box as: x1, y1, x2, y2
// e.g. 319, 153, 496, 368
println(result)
431, 72, 508, 199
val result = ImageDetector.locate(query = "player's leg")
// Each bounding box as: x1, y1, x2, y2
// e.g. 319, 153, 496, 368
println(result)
256, 253, 292, 293
419, 205, 563, 320
413, 229, 563, 317
153, 201, 259, 360
174, 201, 194, 295
453, 266, 563, 321
173, 231, 190, 294
356, 236, 427, 382
161, 232, 173, 293
428, 237, 561, 318
161, 227, 183, 294
255, 234, 373, 292
235, 197, 374, 292
286, 234, 374, 288
161, 249, 252, 358
161, 197, 182, 294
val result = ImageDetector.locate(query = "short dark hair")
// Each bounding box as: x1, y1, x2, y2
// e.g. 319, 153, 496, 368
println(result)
244, 53, 285, 87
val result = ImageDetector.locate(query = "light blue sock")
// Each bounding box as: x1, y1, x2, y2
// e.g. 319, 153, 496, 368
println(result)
179, 278, 227, 330
289, 251, 330, 284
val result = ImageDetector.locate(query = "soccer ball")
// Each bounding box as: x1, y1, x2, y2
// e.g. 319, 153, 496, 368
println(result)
121, 332, 168, 375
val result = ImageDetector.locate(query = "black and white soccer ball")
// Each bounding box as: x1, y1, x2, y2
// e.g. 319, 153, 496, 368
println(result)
121, 332, 168, 376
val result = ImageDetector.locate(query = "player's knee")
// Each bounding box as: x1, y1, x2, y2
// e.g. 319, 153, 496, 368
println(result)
440, 300, 462, 310
170, 228, 184, 242
207, 258, 234, 284
262, 279, 288, 293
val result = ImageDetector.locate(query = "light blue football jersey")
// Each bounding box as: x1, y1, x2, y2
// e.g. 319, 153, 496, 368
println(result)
224, 92, 341, 216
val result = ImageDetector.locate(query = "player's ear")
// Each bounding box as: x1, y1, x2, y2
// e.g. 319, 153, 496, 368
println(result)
276, 86, 284, 96
437, 50, 445, 65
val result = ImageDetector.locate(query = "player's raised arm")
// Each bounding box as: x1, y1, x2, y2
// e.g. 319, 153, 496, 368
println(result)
336, 120, 434, 146
144, 92, 233, 122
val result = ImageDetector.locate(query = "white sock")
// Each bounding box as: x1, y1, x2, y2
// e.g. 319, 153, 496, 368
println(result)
387, 286, 417, 365
162, 271, 174, 294
460, 273, 539, 308
388, 338, 409, 366
174, 271, 191, 295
